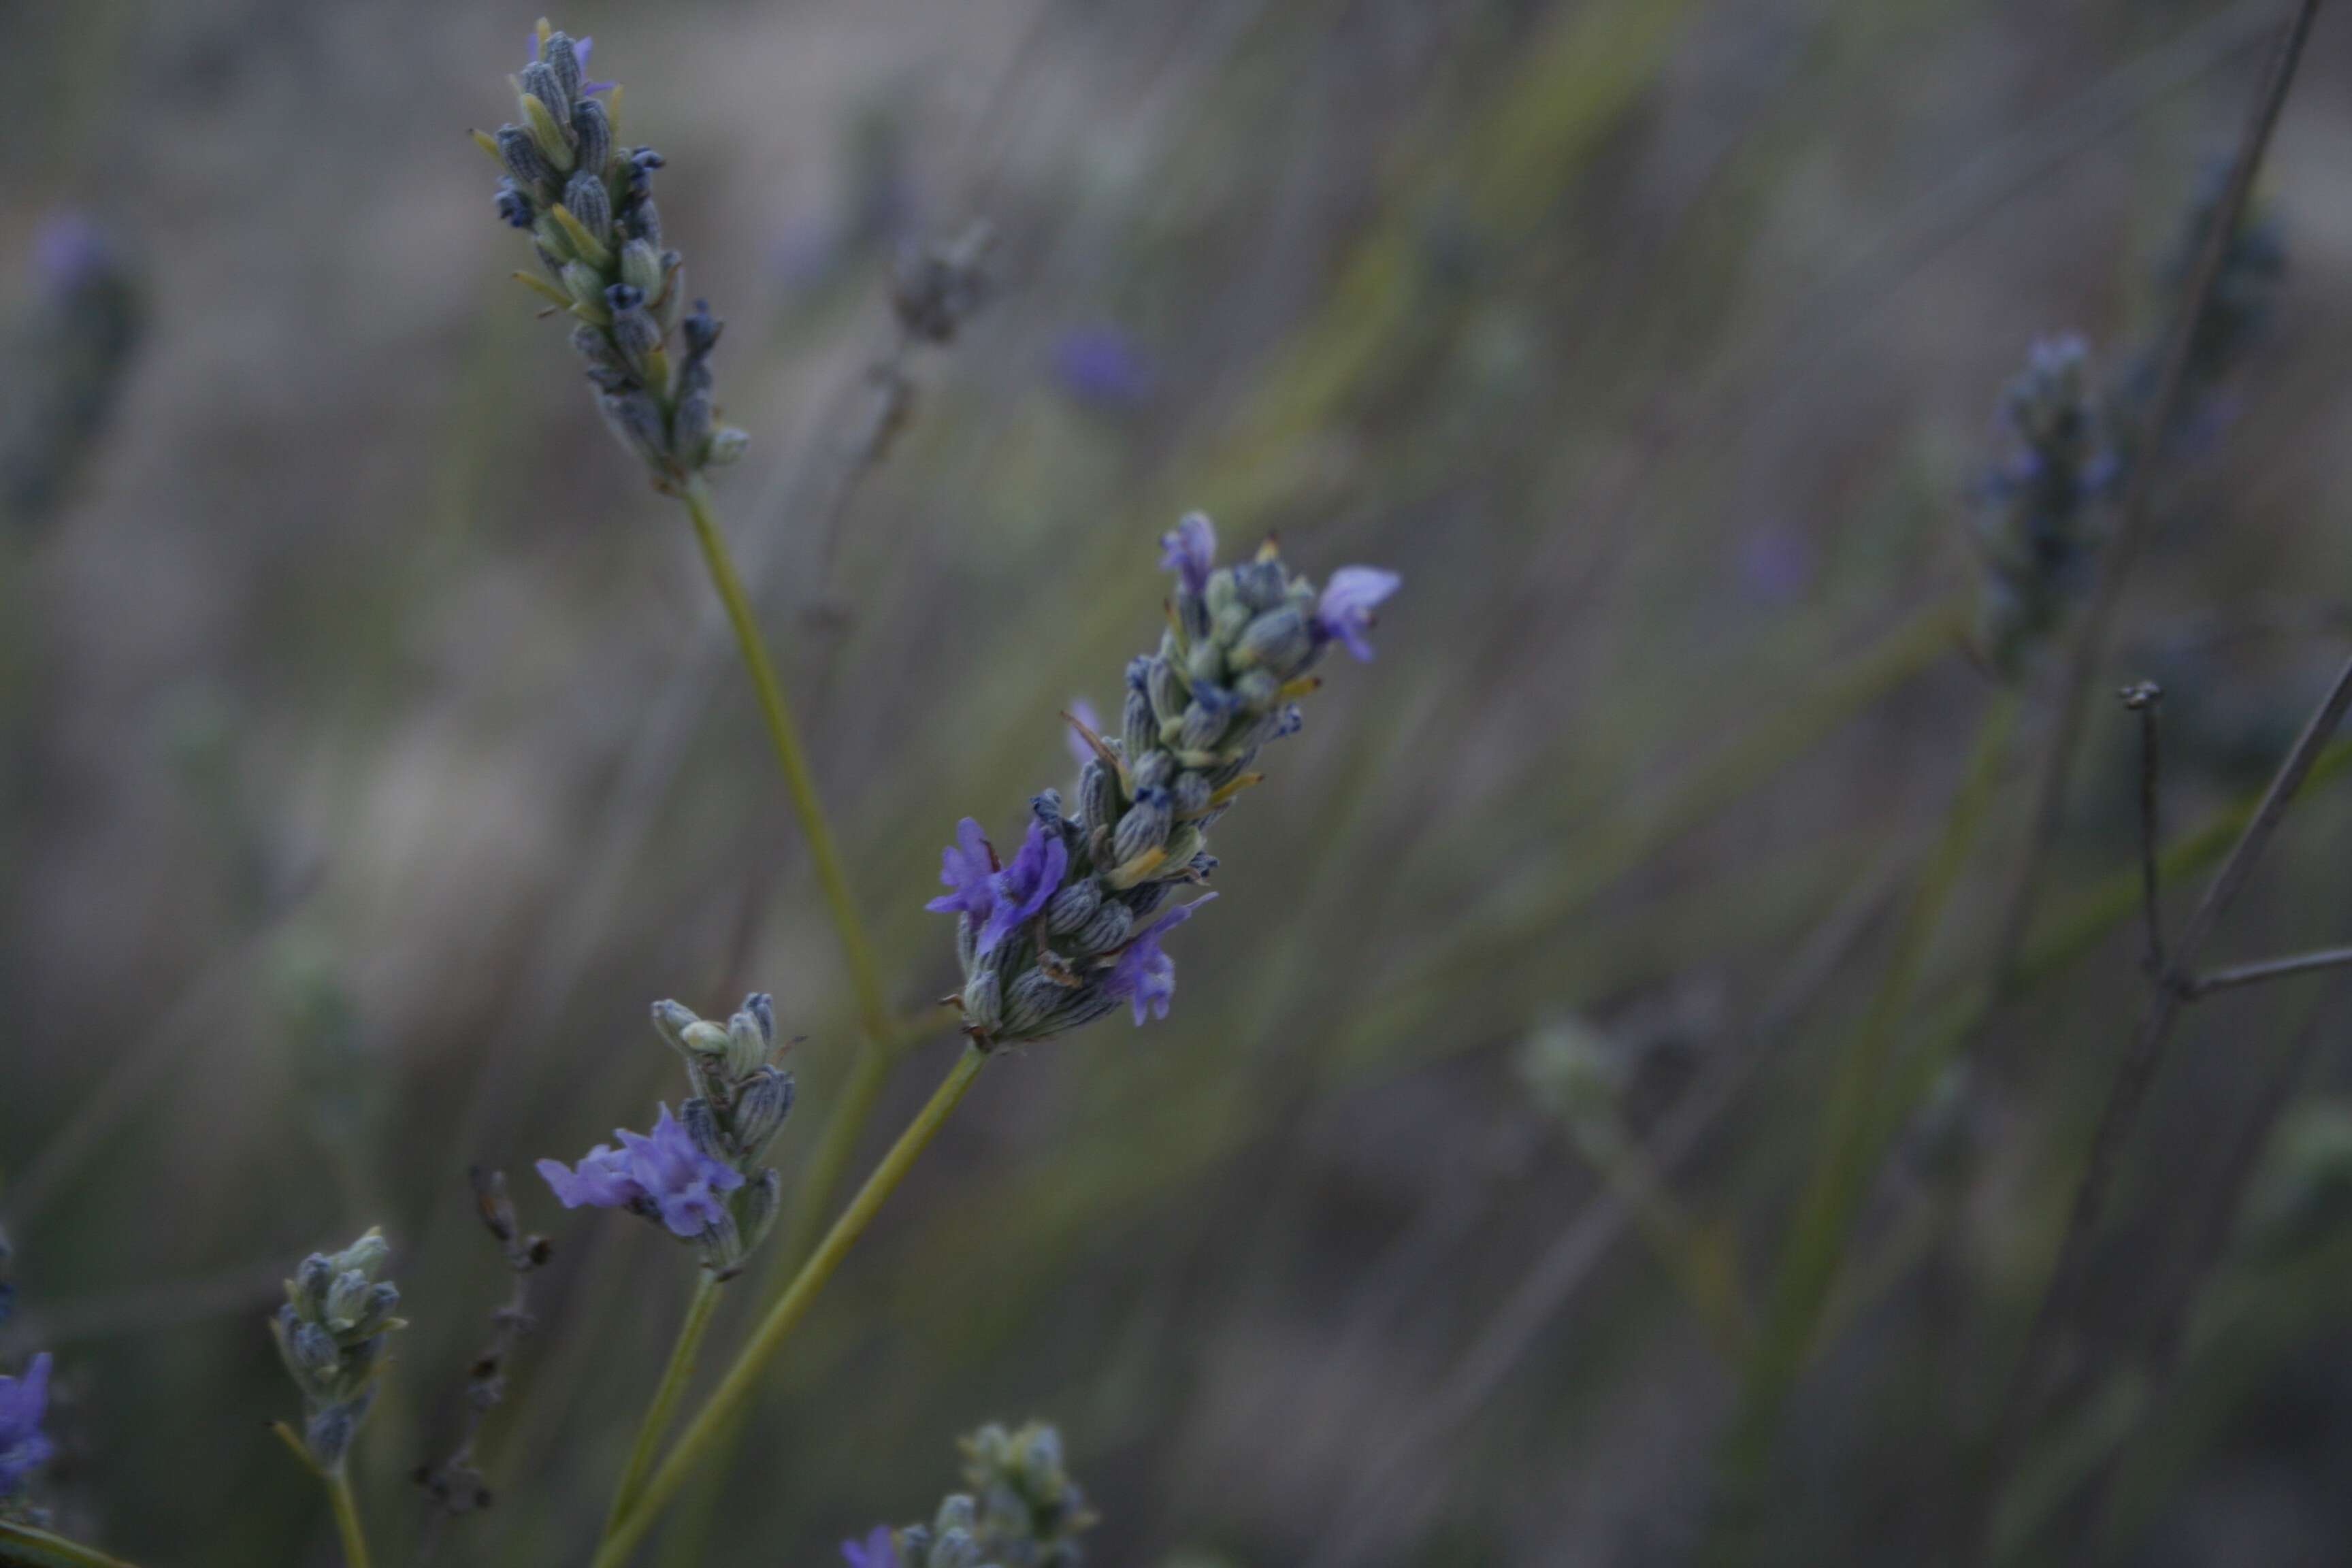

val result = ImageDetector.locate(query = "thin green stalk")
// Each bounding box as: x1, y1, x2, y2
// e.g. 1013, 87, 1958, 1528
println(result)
677, 475, 894, 1058
593, 1045, 990, 1568
600, 1269, 724, 1543
325, 1467, 370, 1568
1710, 689, 2021, 1553
0, 1522, 141, 1568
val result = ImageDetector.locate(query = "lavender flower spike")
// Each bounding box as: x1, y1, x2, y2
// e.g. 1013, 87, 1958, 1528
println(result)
1314, 566, 1403, 662
0, 1354, 54, 1499
931, 514, 1396, 1047
1107, 894, 1215, 1024
841, 1526, 899, 1568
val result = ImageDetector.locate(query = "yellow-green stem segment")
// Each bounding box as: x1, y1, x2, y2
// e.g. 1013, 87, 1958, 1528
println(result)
1710, 689, 2021, 1552
0, 1522, 143, 1568
593, 1045, 990, 1568
325, 1466, 371, 1568
599, 1269, 725, 1544
677, 476, 895, 1058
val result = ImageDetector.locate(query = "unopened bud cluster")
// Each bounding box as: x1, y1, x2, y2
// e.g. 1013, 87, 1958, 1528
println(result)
928, 514, 1399, 1046
480, 21, 746, 485
1971, 335, 2117, 679
843, 1422, 1096, 1568
270, 1228, 404, 1470
538, 994, 795, 1275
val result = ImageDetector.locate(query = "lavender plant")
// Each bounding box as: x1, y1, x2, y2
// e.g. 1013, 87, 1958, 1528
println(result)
1970, 335, 2118, 679
270, 1228, 404, 1568
842, 1422, 1096, 1568
480, 23, 747, 486
537, 994, 794, 1276
585, 519, 1397, 1568
0, 216, 142, 537
932, 513, 1400, 1046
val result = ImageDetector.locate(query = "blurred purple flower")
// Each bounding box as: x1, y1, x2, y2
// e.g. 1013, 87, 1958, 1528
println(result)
1053, 327, 1156, 410
979, 818, 1068, 956
1737, 525, 1813, 605
1105, 894, 1215, 1024
538, 1105, 743, 1239
1313, 567, 1402, 661
33, 215, 110, 299
841, 1526, 898, 1568
1160, 512, 1217, 595
926, 817, 998, 921
0, 1352, 53, 1496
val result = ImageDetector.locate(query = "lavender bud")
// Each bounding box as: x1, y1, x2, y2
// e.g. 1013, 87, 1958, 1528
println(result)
1146, 658, 1188, 728
520, 60, 570, 122
563, 170, 612, 245
1186, 641, 1225, 689
730, 1067, 795, 1156
495, 124, 554, 190
307, 1403, 361, 1468
1078, 760, 1120, 834
1068, 901, 1133, 957
1045, 878, 1101, 934
742, 992, 777, 1048
673, 389, 715, 459
618, 238, 664, 297
1113, 789, 1173, 864
1177, 700, 1229, 754
1122, 689, 1156, 762
1172, 772, 1211, 817
962, 962, 1003, 1035
295, 1254, 333, 1313
1234, 607, 1309, 671
622, 195, 664, 248
559, 261, 605, 312
598, 389, 668, 466
542, 32, 585, 105
1132, 748, 1175, 794
650, 999, 699, 1051
1232, 670, 1280, 713
723, 1009, 766, 1079
705, 427, 749, 466
681, 1097, 729, 1164
520, 93, 575, 174
570, 95, 611, 175
999, 970, 1067, 1036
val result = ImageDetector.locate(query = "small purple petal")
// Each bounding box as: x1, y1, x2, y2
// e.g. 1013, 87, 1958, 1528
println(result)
536, 1146, 639, 1210
926, 817, 998, 919
618, 1105, 745, 1239
842, 1526, 898, 1568
1313, 566, 1401, 662
1160, 512, 1217, 595
0, 1352, 54, 1494
977, 818, 1069, 957
1105, 893, 1216, 1025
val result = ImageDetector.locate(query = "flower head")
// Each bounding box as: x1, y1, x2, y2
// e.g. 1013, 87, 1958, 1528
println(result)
0, 1354, 53, 1498
1313, 566, 1403, 662
841, 1526, 898, 1568
932, 516, 1393, 1047
538, 1103, 744, 1239
925, 817, 998, 922
271, 1231, 403, 1470
1105, 895, 1214, 1024
1160, 512, 1216, 595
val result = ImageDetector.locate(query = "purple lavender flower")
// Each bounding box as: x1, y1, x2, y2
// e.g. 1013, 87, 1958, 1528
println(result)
841, 1526, 898, 1568
979, 819, 1069, 956
1160, 512, 1216, 595
1054, 327, 1156, 410
925, 817, 999, 921
1313, 567, 1402, 662
1105, 894, 1215, 1024
0, 1353, 54, 1497
538, 1105, 744, 1239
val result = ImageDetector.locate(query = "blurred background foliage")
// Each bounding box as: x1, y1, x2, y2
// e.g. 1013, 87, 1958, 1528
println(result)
4, 0, 2352, 1563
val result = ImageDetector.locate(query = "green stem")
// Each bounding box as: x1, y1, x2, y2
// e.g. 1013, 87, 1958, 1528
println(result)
0, 1522, 141, 1568
593, 1045, 990, 1568
325, 1465, 371, 1568
1708, 689, 2021, 1554
676, 476, 894, 1056
600, 1269, 724, 1543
